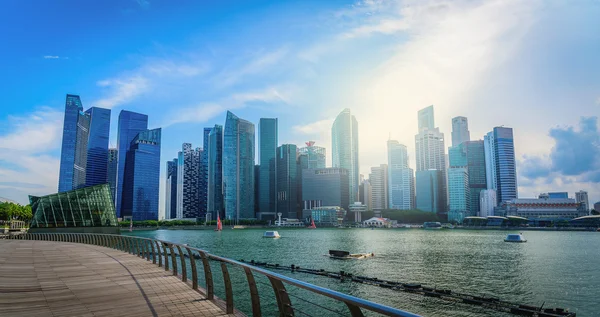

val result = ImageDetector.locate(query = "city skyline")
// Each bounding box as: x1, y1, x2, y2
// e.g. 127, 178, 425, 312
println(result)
1, 0, 600, 212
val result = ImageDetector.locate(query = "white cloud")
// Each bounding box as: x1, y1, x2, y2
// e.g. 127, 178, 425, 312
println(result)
94, 75, 149, 109
293, 119, 333, 135
216, 47, 289, 87
43, 55, 59, 59
136, 0, 149, 9
0, 107, 63, 152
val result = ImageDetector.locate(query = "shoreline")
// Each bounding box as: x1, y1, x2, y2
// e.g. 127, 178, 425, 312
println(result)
126, 225, 598, 232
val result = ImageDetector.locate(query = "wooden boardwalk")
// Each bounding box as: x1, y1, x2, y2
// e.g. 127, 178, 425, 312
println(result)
0, 240, 233, 317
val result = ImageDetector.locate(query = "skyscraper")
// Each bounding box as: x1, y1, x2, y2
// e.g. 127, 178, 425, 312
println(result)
107, 148, 118, 201
479, 189, 497, 217
415, 106, 447, 213
484, 127, 517, 204
72, 110, 90, 190
199, 127, 212, 219
302, 168, 350, 212
116, 111, 148, 217
576, 190, 589, 213
58, 94, 84, 192
165, 159, 178, 220
258, 118, 278, 220
361, 179, 372, 210
121, 128, 161, 221
451, 116, 470, 147
84, 107, 111, 187
387, 140, 415, 210
416, 170, 444, 213
465, 141, 487, 215
448, 143, 469, 222
276, 144, 299, 219
332, 108, 359, 202
207, 125, 224, 220
298, 141, 326, 169
223, 111, 255, 220
176, 143, 201, 219
369, 164, 388, 211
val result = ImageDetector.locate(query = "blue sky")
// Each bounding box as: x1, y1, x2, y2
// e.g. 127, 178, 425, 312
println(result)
1, 0, 599, 214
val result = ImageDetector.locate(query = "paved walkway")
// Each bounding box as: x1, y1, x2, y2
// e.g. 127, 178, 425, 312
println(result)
0, 240, 232, 317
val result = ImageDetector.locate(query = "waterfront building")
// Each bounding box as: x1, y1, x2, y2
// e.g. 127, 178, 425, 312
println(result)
298, 141, 326, 169
594, 202, 600, 212
349, 202, 367, 223
84, 107, 111, 187
176, 143, 201, 219
258, 118, 278, 220
415, 106, 447, 212
207, 125, 223, 220
332, 108, 359, 202
107, 148, 118, 202
29, 184, 119, 233
58, 94, 85, 192
465, 141, 487, 215
479, 189, 497, 217
387, 140, 415, 210
361, 179, 372, 210
363, 217, 396, 228
199, 128, 211, 219
369, 164, 388, 211
223, 111, 255, 220
575, 190, 589, 213
276, 144, 299, 219
165, 159, 178, 219
496, 196, 587, 221
451, 116, 470, 147
308, 206, 346, 226
416, 169, 444, 213
302, 168, 350, 212
448, 167, 470, 223
484, 127, 517, 204
116, 110, 148, 217
121, 128, 161, 221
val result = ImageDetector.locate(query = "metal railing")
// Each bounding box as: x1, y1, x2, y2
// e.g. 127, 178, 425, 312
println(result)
6, 233, 420, 317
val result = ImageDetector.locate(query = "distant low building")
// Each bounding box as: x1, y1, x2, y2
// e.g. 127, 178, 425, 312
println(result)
495, 196, 587, 221
348, 202, 367, 223
363, 217, 396, 228
305, 206, 346, 226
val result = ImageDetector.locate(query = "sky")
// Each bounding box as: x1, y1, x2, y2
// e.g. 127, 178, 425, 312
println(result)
0, 0, 599, 217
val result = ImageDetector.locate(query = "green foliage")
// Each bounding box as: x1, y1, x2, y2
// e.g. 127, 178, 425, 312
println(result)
0, 202, 33, 222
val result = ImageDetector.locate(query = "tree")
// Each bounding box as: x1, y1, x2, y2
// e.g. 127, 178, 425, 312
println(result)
591, 209, 599, 215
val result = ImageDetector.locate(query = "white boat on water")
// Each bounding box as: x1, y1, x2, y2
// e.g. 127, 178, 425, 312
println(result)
505, 233, 527, 243
423, 222, 442, 230
263, 231, 281, 238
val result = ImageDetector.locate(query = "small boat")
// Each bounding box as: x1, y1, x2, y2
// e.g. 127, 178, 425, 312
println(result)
423, 222, 442, 230
307, 218, 316, 229
214, 215, 223, 231
327, 250, 374, 260
505, 233, 527, 243
263, 231, 281, 238
232, 225, 246, 229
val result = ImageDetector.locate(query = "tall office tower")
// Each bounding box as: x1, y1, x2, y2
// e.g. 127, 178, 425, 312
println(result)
84, 107, 111, 187
223, 111, 255, 220
387, 140, 415, 210
58, 94, 84, 192
298, 141, 326, 169
415, 106, 447, 212
116, 110, 148, 217
72, 111, 91, 190
465, 141, 486, 215
369, 164, 388, 211
361, 179, 372, 210
332, 109, 359, 202
416, 169, 444, 213
302, 168, 350, 212
107, 148, 118, 201
575, 190, 589, 213
121, 128, 161, 221
484, 127, 517, 204
165, 159, 178, 220
176, 143, 201, 219
254, 165, 260, 215
451, 116, 470, 147
199, 128, 211, 219
207, 125, 223, 220
479, 189, 497, 217
258, 118, 278, 220
448, 143, 469, 222
276, 144, 299, 219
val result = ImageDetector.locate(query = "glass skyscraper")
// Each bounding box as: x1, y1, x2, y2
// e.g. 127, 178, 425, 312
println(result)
84, 107, 111, 187
116, 110, 148, 218
58, 94, 84, 192
369, 164, 388, 211
208, 125, 223, 220
107, 148, 118, 202
276, 144, 299, 219
121, 128, 161, 221
200, 127, 211, 218
387, 140, 415, 210
176, 143, 201, 219
332, 109, 359, 203
416, 169, 444, 213
165, 159, 178, 219
258, 118, 278, 220
298, 141, 326, 169
73, 110, 90, 190
451, 116, 470, 147
465, 141, 486, 215
224, 111, 255, 220
448, 167, 470, 223
484, 127, 517, 204
301, 168, 350, 212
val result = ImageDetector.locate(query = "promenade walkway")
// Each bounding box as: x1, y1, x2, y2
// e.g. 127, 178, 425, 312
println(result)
0, 240, 231, 317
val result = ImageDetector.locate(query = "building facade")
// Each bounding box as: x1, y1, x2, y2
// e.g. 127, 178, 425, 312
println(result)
369, 164, 388, 211
165, 159, 178, 220
484, 127, 517, 204
575, 190, 589, 213
276, 144, 299, 219
387, 140, 415, 210
465, 141, 487, 215
298, 141, 326, 169
258, 118, 278, 220
84, 107, 111, 187
479, 189, 497, 217
121, 128, 161, 221
207, 125, 224, 220
448, 167, 470, 223
107, 148, 118, 202
176, 143, 201, 219
451, 116, 470, 147
199, 128, 211, 219
58, 94, 85, 192
302, 168, 350, 212
223, 111, 255, 220
116, 110, 148, 217
497, 197, 586, 220
416, 169, 444, 213
332, 109, 359, 203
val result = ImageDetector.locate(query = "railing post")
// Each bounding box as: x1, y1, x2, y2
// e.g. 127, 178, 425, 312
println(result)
162, 243, 170, 271
175, 245, 187, 282
244, 267, 262, 317
220, 262, 234, 314
199, 251, 214, 299
142, 240, 149, 260
135, 239, 142, 257
185, 247, 198, 290
345, 303, 365, 317
268, 277, 295, 317
150, 241, 157, 264
168, 244, 177, 276
155, 241, 163, 267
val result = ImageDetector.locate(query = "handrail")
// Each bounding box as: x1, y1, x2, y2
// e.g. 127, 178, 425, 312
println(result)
7, 233, 421, 317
